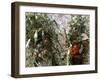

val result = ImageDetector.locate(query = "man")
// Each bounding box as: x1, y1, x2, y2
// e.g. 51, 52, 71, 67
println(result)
70, 41, 82, 65
81, 33, 89, 64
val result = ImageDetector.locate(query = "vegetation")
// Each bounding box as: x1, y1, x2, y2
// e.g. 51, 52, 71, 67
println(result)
68, 15, 89, 43
25, 13, 89, 67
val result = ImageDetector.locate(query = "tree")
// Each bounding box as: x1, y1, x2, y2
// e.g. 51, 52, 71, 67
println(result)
25, 13, 62, 67
67, 15, 89, 44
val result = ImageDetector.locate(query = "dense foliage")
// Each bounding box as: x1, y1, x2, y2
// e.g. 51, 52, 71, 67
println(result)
25, 13, 89, 67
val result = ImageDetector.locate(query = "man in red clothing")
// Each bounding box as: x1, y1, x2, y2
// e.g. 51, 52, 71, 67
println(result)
70, 41, 82, 65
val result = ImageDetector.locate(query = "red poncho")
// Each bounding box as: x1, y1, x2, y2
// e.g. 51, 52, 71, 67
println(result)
71, 45, 79, 55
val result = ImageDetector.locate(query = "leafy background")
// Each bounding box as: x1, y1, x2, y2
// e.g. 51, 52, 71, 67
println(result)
25, 12, 89, 67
